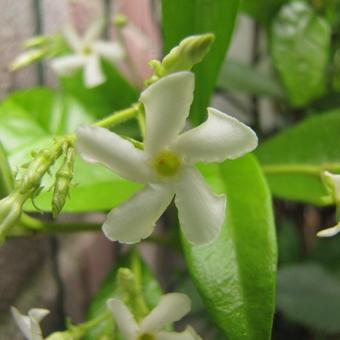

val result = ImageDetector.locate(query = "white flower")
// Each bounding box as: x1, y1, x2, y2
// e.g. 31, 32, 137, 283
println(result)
76, 71, 258, 245
107, 293, 202, 340
318, 171, 340, 237
11, 306, 49, 340
51, 21, 124, 88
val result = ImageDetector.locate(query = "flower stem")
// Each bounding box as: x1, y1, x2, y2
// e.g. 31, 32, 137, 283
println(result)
262, 163, 340, 176
95, 104, 141, 129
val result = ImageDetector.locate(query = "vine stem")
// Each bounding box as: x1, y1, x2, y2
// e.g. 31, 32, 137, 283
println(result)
262, 163, 340, 176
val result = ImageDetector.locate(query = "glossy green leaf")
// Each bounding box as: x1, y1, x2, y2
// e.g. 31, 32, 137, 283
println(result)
218, 59, 284, 98
270, 1, 331, 107
277, 263, 340, 333
161, 0, 240, 125
256, 109, 340, 205
0, 88, 140, 212
183, 155, 277, 339
85, 258, 162, 340
60, 60, 138, 119
241, 0, 286, 26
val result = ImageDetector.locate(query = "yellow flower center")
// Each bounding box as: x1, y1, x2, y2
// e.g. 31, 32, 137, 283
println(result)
138, 333, 155, 340
152, 150, 181, 177
82, 45, 92, 55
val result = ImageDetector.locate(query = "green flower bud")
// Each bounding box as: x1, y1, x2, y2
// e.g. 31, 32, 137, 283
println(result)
52, 147, 75, 218
19, 144, 62, 195
161, 33, 215, 75
145, 33, 215, 86
10, 49, 48, 71
24, 35, 49, 49
113, 14, 128, 27
0, 192, 27, 244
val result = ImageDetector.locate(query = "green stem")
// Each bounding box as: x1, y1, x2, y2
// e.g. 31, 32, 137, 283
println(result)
0, 142, 14, 197
95, 104, 141, 129
262, 163, 340, 176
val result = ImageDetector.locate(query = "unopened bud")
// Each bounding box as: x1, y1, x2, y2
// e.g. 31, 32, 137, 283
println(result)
0, 192, 27, 244
10, 49, 47, 71
52, 147, 75, 218
162, 33, 215, 75
113, 14, 128, 28
24, 35, 49, 49
19, 145, 62, 194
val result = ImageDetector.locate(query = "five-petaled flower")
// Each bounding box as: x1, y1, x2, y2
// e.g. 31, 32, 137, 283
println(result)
51, 21, 124, 88
107, 293, 201, 340
11, 306, 49, 340
77, 71, 258, 245
318, 171, 340, 237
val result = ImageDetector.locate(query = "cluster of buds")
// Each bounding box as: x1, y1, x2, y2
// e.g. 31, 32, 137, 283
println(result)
0, 139, 75, 243
52, 145, 75, 218
145, 33, 215, 86
10, 34, 67, 71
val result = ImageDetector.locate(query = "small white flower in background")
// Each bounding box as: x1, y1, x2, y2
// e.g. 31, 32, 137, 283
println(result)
51, 21, 124, 88
317, 171, 340, 237
77, 71, 258, 245
11, 306, 49, 340
107, 293, 202, 340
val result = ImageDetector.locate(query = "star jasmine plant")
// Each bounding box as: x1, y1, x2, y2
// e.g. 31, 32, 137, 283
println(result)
107, 293, 202, 340
51, 21, 124, 88
76, 71, 258, 245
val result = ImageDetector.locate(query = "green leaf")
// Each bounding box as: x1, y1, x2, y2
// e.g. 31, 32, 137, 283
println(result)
0, 88, 140, 212
255, 109, 340, 205
277, 263, 340, 333
270, 1, 331, 107
183, 155, 277, 339
241, 0, 286, 26
85, 258, 162, 340
60, 60, 139, 119
161, 0, 240, 125
217, 59, 284, 98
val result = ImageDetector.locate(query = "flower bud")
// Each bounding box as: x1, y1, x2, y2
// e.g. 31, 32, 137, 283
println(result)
161, 33, 215, 75
10, 49, 48, 71
52, 147, 75, 218
24, 35, 49, 49
0, 192, 26, 244
113, 14, 128, 28
19, 145, 62, 195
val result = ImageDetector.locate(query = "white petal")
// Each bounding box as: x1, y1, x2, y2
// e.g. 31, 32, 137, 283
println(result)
174, 108, 258, 163
317, 223, 340, 237
93, 41, 125, 62
84, 20, 104, 43
103, 184, 174, 244
140, 293, 191, 332
63, 25, 82, 52
140, 71, 194, 155
28, 309, 50, 323
50, 55, 85, 76
107, 299, 139, 340
11, 307, 32, 339
175, 167, 226, 245
76, 125, 151, 183
84, 55, 105, 88
156, 327, 202, 340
